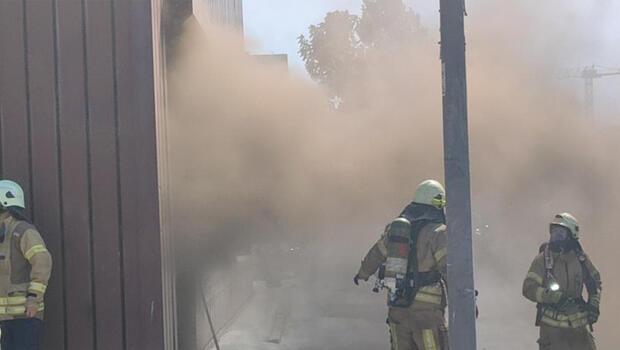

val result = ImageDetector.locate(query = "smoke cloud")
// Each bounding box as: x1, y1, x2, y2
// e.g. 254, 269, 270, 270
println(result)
167, 2, 619, 348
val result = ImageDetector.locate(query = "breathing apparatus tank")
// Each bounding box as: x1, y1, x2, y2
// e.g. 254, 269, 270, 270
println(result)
383, 217, 413, 305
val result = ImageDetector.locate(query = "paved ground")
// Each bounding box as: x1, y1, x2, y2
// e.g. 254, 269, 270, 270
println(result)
209, 277, 387, 350
205, 243, 387, 350
206, 244, 537, 350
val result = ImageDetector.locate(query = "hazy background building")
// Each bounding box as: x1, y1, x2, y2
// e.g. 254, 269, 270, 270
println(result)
193, 0, 289, 71
195, 0, 244, 32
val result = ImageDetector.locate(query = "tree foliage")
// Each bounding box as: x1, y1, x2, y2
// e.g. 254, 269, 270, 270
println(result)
298, 0, 424, 107
298, 11, 363, 100
358, 0, 423, 49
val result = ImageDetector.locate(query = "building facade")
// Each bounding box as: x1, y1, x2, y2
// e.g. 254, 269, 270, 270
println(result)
195, 0, 244, 32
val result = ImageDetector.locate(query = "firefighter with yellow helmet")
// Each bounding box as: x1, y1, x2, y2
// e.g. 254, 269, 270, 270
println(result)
523, 212, 601, 350
0, 180, 52, 349
354, 180, 448, 350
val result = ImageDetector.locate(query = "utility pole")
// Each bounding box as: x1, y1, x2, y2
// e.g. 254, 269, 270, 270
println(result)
439, 0, 477, 349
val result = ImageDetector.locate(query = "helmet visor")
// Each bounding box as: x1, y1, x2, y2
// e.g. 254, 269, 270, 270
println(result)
549, 224, 570, 242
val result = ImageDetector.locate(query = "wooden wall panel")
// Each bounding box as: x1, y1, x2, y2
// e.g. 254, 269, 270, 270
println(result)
114, 1, 165, 348
23, 0, 67, 348
0, 0, 32, 210
55, 0, 95, 349
0, 0, 170, 349
84, 0, 125, 349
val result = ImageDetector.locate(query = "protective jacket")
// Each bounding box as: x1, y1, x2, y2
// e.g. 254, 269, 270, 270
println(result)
523, 248, 601, 329
358, 221, 447, 310
0, 212, 52, 321
358, 217, 448, 350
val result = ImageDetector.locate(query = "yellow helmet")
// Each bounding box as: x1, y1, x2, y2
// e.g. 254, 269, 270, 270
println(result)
551, 212, 580, 239
413, 179, 446, 209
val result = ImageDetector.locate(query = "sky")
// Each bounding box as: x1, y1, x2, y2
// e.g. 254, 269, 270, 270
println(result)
243, 0, 620, 71
242, 0, 620, 119
243, 0, 439, 75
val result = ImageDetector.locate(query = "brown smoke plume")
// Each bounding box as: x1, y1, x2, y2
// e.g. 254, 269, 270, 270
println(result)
167, 2, 619, 347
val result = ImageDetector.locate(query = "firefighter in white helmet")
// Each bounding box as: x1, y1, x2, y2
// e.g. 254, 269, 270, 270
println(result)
523, 213, 601, 350
355, 180, 449, 350
0, 180, 52, 350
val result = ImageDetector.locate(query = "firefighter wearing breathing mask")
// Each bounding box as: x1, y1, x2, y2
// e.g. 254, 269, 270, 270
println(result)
0, 180, 52, 350
354, 180, 448, 350
523, 213, 601, 350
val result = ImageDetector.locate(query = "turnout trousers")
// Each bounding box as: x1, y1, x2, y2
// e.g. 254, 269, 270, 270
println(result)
388, 307, 448, 350
538, 325, 596, 350
0, 318, 43, 350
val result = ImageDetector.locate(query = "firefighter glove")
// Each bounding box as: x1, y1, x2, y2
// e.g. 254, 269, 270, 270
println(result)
25, 296, 39, 318
587, 303, 600, 324
554, 295, 574, 311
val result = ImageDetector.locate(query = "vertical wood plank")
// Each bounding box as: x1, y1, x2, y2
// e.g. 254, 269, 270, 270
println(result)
2, 1, 167, 349
114, 1, 165, 349
84, 0, 125, 349
55, 0, 95, 349
0, 7, 3, 177
0, 0, 32, 198
152, 1, 177, 347
23, 1, 67, 348
0, 9, 4, 176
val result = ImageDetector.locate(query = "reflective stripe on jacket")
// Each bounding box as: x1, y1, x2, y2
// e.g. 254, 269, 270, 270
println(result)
539, 308, 590, 328
0, 212, 52, 320
523, 249, 602, 329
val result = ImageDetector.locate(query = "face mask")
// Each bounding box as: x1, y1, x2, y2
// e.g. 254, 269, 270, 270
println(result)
549, 225, 570, 242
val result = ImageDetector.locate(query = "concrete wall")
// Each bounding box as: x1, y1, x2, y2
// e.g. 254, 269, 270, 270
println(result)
0, 1, 172, 349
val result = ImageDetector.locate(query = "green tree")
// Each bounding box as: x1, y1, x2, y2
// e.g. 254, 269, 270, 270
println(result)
298, 11, 363, 105
358, 0, 424, 49
298, 0, 424, 107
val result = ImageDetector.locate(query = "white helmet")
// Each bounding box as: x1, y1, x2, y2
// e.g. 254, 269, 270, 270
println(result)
0, 180, 26, 209
551, 212, 580, 240
413, 179, 446, 209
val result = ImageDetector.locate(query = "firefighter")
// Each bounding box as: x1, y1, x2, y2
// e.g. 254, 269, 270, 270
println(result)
354, 179, 448, 350
522, 213, 601, 350
0, 180, 52, 350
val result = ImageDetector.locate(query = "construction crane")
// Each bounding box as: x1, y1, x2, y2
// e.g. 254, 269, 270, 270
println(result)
562, 65, 620, 118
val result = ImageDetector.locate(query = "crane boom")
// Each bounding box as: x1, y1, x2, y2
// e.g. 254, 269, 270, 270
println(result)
562, 65, 620, 118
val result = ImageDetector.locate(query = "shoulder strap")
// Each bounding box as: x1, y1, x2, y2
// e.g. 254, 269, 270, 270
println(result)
407, 221, 437, 280
535, 242, 554, 326
543, 243, 553, 272
538, 242, 547, 254
575, 244, 600, 293
407, 220, 427, 264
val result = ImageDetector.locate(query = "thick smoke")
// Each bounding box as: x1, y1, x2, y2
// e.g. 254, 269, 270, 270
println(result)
168, 2, 619, 348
